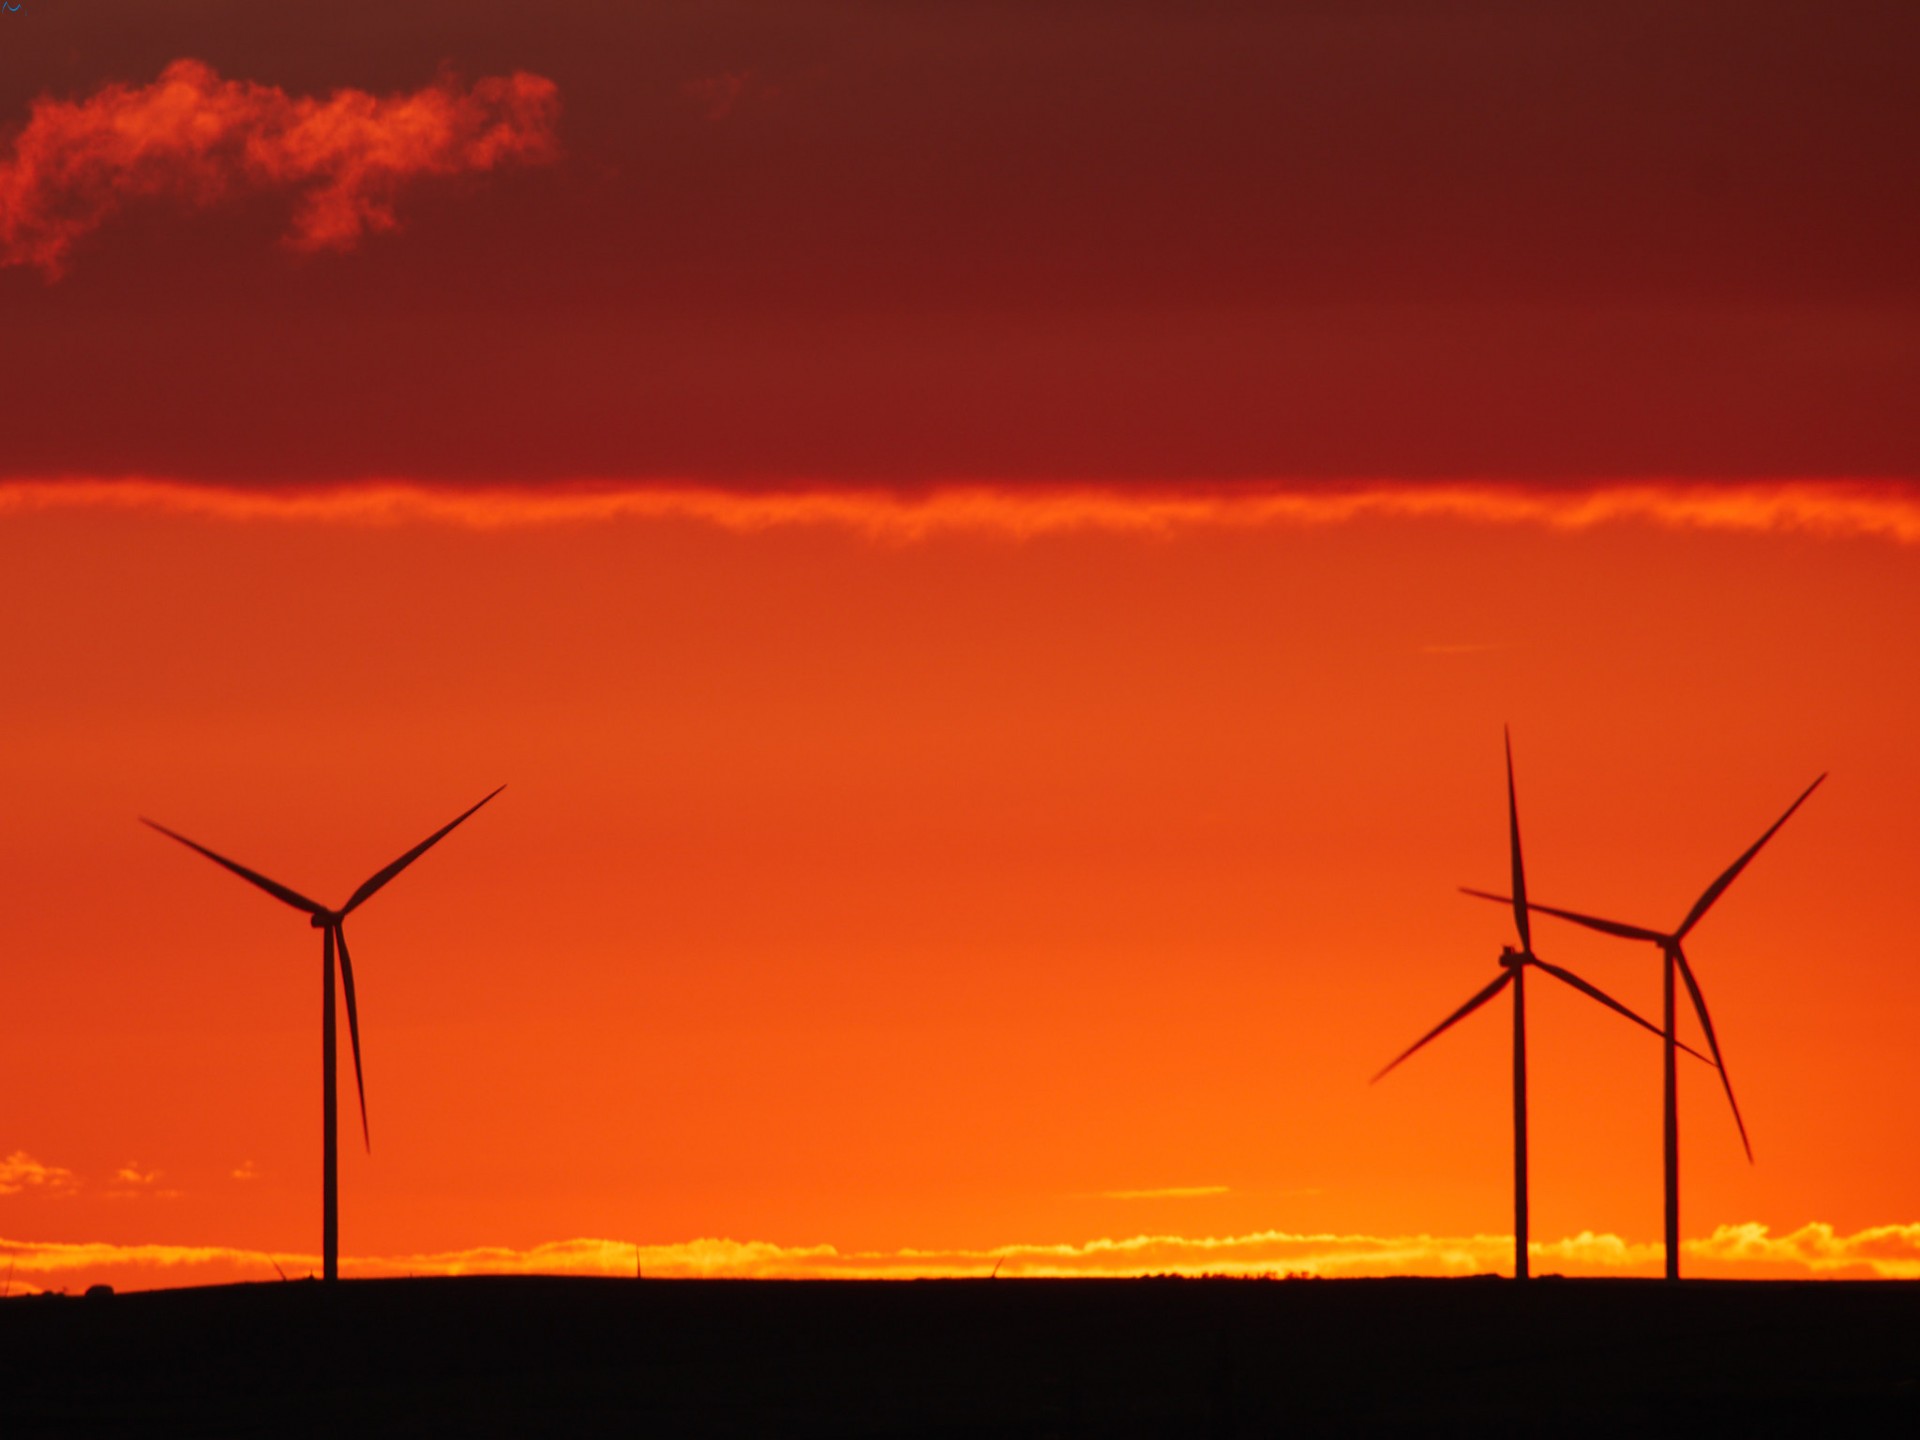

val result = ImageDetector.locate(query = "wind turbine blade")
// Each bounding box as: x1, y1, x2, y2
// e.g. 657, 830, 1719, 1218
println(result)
340, 786, 504, 917
1504, 727, 1531, 954
1674, 773, 1826, 942
1527, 958, 1709, 1062
336, 926, 370, 1152
1675, 948, 1753, 1162
1371, 970, 1513, 1084
1459, 888, 1667, 944
140, 819, 325, 915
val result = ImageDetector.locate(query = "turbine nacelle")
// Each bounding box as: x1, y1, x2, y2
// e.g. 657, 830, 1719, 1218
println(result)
310, 911, 343, 930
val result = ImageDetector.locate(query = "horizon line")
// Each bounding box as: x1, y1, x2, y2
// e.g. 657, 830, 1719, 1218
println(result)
6, 1220, 1918, 1293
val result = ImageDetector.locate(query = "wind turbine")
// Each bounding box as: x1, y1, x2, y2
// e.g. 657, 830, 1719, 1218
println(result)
1373, 731, 1684, 1281
1463, 771, 1823, 1280
144, 787, 503, 1281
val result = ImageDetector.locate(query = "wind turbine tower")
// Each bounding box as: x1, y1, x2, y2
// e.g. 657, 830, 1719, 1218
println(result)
1375, 733, 1684, 1280
145, 787, 503, 1281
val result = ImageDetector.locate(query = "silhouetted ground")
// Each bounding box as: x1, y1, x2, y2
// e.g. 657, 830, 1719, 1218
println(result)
2, 1276, 1916, 1436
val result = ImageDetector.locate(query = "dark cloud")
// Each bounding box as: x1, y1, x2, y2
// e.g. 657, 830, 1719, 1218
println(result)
1, 2, 1913, 482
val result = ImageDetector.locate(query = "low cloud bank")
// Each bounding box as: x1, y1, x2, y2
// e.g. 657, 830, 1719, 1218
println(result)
1, 478, 1919, 543
5, 1222, 1917, 1295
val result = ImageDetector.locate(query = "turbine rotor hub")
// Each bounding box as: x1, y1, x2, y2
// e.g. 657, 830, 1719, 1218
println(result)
311, 910, 341, 930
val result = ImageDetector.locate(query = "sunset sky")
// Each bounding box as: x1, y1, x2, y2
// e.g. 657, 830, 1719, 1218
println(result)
3, 3, 1917, 1290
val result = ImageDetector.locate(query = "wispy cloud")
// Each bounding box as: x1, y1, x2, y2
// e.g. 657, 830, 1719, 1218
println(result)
5, 1222, 1918, 1294
2, 478, 1920, 544
0, 1152, 77, 1198
0, 59, 560, 278
1100, 1186, 1230, 1201
681, 70, 779, 122
105, 1163, 178, 1200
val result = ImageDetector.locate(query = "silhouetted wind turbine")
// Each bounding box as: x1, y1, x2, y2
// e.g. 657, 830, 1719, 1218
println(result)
1463, 771, 1824, 1281
144, 787, 502, 1282
1374, 731, 1684, 1282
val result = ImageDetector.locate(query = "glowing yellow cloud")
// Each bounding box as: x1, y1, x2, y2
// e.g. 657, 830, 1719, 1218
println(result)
6, 1221, 1919, 1294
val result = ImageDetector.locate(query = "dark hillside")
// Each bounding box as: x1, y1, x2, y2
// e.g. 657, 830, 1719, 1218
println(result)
2, 1276, 1916, 1436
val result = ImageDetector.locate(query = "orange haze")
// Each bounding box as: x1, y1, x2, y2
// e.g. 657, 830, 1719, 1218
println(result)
3, 7, 1915, 1292
2, 483, 1915, 1290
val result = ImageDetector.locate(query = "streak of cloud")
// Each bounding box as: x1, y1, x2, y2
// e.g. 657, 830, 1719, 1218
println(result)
6, 1222, 1919, 1294
105, 1162, 178, 1201
1100, 1186, 1230, 1201
2, 478, 1920, 544
0, 59, 560, 278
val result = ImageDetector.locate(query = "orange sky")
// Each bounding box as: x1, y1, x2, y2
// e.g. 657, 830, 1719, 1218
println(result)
2, 485, 1916, 1288
2, 5, 1917, 1290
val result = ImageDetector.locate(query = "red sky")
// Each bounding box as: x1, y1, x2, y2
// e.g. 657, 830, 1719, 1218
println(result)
1, 4, 1917, 1289
4, 1, 1917, 482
